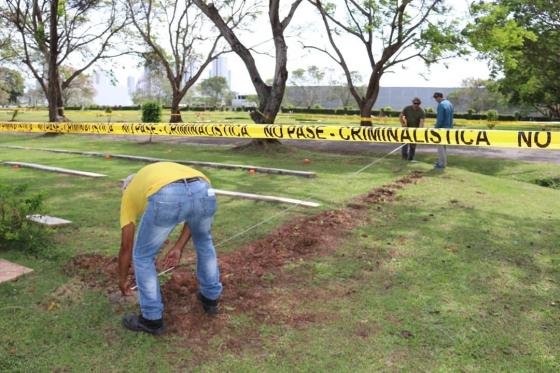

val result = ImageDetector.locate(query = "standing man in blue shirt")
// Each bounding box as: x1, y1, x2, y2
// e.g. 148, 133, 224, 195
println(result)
433, 92, 454, 169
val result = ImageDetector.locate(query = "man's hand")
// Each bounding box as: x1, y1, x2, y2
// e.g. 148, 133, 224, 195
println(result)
161, 247, 182, 269
119, 277, 133, 296
159, 224, 191, 270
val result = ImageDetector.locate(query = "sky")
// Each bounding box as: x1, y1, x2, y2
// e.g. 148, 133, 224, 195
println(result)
96, 0, 489, 105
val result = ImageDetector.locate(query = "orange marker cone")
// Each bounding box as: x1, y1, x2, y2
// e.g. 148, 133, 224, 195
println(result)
248, 168, 256, 175
104, 154, 111, 160
303, 158, 311, 164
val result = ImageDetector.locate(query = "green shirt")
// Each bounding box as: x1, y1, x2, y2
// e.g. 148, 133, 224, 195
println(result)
401, 105, 426, 127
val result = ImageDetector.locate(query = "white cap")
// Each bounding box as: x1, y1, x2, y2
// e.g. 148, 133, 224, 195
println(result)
121, 173, 136, 191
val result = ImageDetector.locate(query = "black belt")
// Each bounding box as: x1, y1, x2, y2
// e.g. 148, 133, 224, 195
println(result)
172, 177, 202, 184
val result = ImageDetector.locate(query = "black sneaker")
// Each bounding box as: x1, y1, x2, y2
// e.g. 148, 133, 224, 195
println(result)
197, 292, 219, 316
122, 314, 166, 335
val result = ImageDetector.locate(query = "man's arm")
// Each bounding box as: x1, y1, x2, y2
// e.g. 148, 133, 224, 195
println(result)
118, 223, 135, 295
161, 224, 191, 269
399, 112, 407, 127
419, 110, 425, 128
435, 105, 443, 128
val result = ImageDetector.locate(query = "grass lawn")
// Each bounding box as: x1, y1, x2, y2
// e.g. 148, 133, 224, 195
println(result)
0, 133, 559, 371
2, 108, 559, 131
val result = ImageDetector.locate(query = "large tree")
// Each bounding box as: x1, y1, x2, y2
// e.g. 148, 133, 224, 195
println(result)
60, 68, 96, 107
329, 71, 362, 109
0, 21, 14, 63
447, 78, 510, 113
0, 67, 25, 104
1, 0, 128, 121
288, 65, 326, 108
194, 0, 303, 129
126, 0, 233, 123
466, 0, 560, 118
307, 0, 464, 125
198, 76, 229, 107
131, 53, 173, 105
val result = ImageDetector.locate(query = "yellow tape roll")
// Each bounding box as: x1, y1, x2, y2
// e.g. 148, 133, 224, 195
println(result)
0, 122, 558, 149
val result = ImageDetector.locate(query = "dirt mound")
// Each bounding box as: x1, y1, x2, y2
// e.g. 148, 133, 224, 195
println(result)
66, 172, 423, 359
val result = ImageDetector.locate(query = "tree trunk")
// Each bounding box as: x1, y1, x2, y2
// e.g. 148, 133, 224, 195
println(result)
169, 94, 183, 123
548, 104, 560, 119
359, 105, 373, 127
193, 0, 302, 149
359, 77, 381, 126
248, 99, 281, 146
47, 0, 62, 123
56, 82, 67, 121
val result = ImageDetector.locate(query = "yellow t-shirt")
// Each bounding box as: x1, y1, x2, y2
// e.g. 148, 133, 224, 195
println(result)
120, 162, 209, 228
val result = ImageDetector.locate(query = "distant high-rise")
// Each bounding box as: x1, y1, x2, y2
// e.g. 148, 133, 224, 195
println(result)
209, 56, 231, 88
92, 70, 133, 106
183, 59, 201, 83
127, 76, 136, 93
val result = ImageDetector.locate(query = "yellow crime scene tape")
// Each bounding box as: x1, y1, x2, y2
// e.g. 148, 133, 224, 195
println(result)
0, 122, 558, 149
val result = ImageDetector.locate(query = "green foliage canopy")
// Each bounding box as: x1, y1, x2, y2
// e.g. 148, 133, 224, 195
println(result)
198, 76, 229, 107
447, 78, 510, 113
465, 0, 560, 118
0, 67, 25, 104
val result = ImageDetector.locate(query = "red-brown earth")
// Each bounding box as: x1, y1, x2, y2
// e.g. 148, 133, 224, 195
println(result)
65, 171, 423, 359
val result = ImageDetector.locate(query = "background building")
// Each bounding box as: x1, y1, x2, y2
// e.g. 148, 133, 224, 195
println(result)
209, 56, 231, 88
93, 71, 133, 106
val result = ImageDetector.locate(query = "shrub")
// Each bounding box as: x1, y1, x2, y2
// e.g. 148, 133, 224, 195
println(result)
486, 110, 499, 129
312, 104, 323, 109
486, 109, 499, 121
534, 177, 560, 189
425, 107, 435, 114
141, 101, 162, 123
0, 184, 53, 254
104, 107, 112, 114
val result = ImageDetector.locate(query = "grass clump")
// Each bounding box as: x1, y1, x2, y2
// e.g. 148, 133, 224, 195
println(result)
534, 177, 560, 189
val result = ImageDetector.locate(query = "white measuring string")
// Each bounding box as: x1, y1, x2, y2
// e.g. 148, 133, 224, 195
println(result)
215, 143, 405, 248
142, 143, 406, 283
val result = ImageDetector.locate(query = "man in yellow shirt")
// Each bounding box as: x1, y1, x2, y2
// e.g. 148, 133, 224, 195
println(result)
119, 162, 222, 335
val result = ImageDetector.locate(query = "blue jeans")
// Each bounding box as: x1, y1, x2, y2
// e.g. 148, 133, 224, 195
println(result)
133, 180, 222, 320
437, 145, 448, 167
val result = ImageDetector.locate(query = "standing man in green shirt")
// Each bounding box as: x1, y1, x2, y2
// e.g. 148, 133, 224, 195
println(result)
399, 97, 425, 161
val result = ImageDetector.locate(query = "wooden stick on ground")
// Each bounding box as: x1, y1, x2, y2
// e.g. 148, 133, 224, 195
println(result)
2, 161, 106, 177
1, 145, 316, 178
214, 189, 320, 207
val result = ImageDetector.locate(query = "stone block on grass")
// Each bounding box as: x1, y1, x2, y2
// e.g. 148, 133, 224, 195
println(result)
0, 259, 33, 283
26, 214, 72, 227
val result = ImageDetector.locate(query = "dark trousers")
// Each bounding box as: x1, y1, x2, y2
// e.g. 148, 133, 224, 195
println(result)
401, 143, 417, 160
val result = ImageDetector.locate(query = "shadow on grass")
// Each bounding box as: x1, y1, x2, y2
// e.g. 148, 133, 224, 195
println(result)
368, 198, 560, 368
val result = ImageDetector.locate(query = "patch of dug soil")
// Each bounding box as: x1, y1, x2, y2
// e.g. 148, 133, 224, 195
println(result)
162, 208, 359, 342
360, 171, 422, 204
64, 254, 134, 292
42, 278, 86, 311
65, 171, 423, 361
